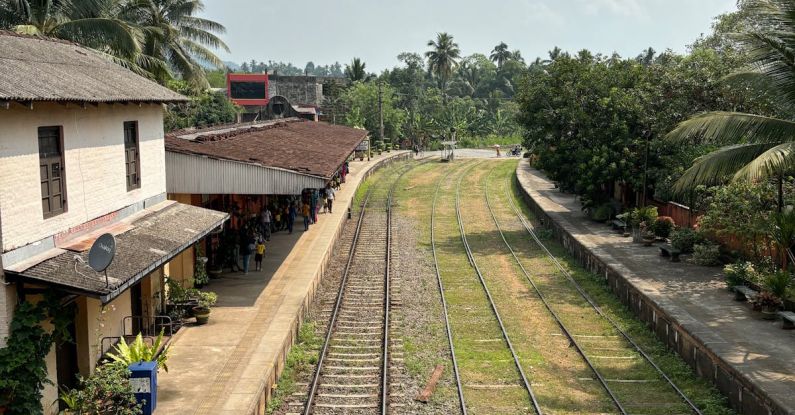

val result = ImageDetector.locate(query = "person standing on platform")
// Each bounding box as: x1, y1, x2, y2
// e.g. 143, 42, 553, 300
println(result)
288, 202, 297, 234
311, 189, 319, 224
302, 202, 311, 231
325, 183, 336, 214
254, 238, 265, 271
260, 207, 272, 241
241, 231, 254, 274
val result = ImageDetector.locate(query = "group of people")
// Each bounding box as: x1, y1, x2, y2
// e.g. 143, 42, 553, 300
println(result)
234, 182, 339, 274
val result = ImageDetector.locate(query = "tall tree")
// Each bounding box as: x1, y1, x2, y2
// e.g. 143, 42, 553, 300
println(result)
425, 32, 460, 94
345, 57, 368, 82
666, 0, 794, 195
123, 0, 229, 88
1, 0, 140, 64
490, 41, 511, 68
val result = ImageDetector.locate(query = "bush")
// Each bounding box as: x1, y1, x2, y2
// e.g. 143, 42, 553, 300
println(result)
723, 261, 757, 288
591, 204, 613, 222
651, 216, 675, 238
691, 243, 721, 266
764, 270, 792, 299
670, 228, 703, 253
62, 363, 141, 415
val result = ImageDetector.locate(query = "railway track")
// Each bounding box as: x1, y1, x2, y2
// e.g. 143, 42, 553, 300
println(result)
300, 162, 417, 415
477, 162, 702, 415
432, 163, 542, 414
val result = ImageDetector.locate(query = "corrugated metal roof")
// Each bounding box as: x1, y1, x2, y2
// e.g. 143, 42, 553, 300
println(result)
166, 152, 326, 195
165, 118, 367, 179
0, 31, 187, 103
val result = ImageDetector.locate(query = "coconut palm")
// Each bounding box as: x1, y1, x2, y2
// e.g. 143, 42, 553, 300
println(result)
490, 42, 511, 68
666, 0, 795, 197
120, 0, 229, 88
1, 0, 140, 62
345, 57, 368, 82
425, 32, 460, 94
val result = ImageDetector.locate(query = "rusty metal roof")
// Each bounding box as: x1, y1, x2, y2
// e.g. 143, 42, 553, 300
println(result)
0, 31, 187, 103
5, 201, 228, 303
165, 118, 368, 179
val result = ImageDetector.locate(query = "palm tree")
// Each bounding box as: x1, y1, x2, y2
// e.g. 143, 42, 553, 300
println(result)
425, 32, 460, 94
121, 0, 229, 88
490, 42, 511, 68
345, 58, 368, 82
1, 0, 140, 63
666, 0, 795, 206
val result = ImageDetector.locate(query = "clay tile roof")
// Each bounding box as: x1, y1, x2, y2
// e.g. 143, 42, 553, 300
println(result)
165, 118, 368, 179
0, 31, 187, 103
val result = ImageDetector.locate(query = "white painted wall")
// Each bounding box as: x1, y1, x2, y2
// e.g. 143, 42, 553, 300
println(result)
0, 102, 167, 252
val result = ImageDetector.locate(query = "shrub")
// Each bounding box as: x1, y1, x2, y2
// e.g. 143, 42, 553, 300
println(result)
752, 291, 783, 311
764, 270, 792, 299
651, 216, 675, 238
723, 261, 757, 288
63, 362, 141, 415
591, 204, 613, 222
691, 243, 721, 266
670, 228, 703, 253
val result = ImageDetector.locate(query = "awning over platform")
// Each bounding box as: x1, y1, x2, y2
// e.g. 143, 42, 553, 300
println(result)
165, 118, 367, 195
4, 201, 228, 303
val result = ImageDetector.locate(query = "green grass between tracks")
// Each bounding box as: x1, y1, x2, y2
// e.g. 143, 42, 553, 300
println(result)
494, 160, 734, 415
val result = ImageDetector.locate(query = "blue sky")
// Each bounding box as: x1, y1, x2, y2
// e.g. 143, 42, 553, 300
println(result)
201, 0, 738, 71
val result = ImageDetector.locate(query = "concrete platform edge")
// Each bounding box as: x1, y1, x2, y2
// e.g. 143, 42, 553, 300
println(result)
515, 159, 791, 415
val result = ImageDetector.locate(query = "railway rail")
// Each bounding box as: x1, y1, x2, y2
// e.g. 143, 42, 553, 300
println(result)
451, 161, 544, 415
429, 162, 468, 415
302, 162, 417, 415
485, 164, 702, 415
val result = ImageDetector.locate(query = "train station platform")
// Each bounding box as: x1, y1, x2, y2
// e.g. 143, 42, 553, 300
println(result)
155, 151, 410, 415
515, 159, 795, 415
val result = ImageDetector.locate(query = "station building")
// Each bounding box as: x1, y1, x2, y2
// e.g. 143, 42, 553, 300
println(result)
164, 118, 368, 274
0, 31, 228, 413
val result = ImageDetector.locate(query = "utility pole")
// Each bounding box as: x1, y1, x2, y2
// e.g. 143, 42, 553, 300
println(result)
378, 82, 385, 145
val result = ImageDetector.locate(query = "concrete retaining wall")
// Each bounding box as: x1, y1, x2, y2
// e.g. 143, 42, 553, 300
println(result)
513, 173, 785, 415
248, 152, 412, 414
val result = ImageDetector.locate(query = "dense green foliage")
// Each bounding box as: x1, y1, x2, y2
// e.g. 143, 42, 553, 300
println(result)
61, 363, 141, 415
0, 294, 73, 415
0, 0, 229, 88
164, 86, 239, 132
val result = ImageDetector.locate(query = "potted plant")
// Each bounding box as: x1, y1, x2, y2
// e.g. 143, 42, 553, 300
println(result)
641, 230, 656, 247
192, 291, 218, 325
753, 291, 782, 320
652, 216, 675, 240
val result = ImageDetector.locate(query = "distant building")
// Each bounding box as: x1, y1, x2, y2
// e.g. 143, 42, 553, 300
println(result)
226, 73, 334, 122
0, 31, 228, 413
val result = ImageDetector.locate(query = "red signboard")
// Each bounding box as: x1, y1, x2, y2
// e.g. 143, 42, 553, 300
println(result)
227, 73, 269, 106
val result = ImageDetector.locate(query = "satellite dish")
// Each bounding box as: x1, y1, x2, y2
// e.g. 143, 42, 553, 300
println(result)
88, 233, 116, 273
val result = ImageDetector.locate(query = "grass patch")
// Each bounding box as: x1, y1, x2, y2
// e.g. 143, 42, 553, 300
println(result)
266, 321, 322, 414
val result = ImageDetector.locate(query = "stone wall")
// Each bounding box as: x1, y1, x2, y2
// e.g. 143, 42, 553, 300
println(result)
268, 76, 323, 107
514, 174, 782, 415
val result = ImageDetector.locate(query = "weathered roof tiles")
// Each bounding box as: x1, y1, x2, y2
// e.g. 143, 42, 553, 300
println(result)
166, 118, 369, 179
0, 30, 186, 104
